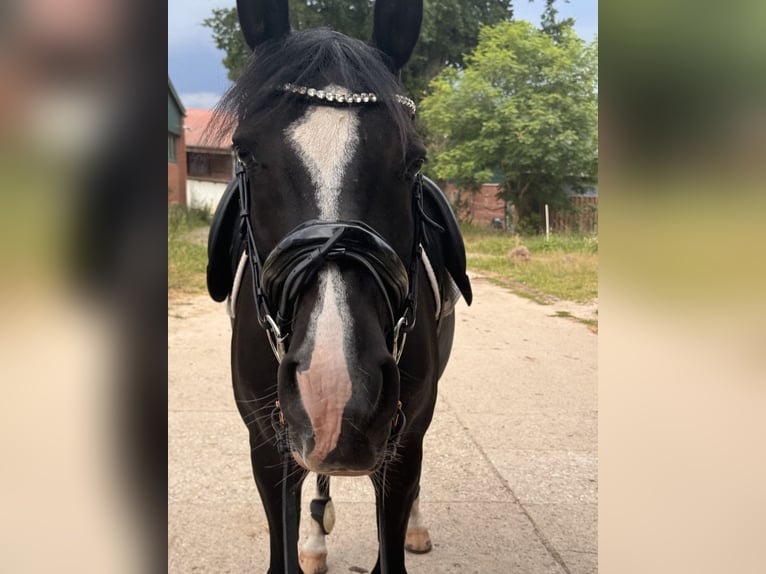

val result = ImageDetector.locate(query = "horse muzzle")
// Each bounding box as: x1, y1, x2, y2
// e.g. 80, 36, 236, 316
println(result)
277, 352, 401, 475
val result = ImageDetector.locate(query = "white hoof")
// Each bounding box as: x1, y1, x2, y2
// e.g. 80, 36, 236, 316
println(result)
299, 549, 328, 574
405, 526, 432, 554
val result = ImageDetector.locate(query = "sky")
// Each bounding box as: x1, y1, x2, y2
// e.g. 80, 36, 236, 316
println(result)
168, 0, 598, 110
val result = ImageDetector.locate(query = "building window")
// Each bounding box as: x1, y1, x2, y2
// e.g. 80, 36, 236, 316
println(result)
188, 152, 210, 177
187, 151, 233, 182
168, 134, 177, 162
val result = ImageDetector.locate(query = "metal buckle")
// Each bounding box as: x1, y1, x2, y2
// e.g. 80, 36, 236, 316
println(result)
392, 316, 408, 363
264, 314, 287, 363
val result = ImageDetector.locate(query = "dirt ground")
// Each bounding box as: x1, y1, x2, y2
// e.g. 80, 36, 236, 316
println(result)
169, 274, 597, 573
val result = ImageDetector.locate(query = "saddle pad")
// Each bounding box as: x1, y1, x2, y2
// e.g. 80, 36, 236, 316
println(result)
206, 177, 244, 302
421, 176, 473, 306
206, 175, 472, 307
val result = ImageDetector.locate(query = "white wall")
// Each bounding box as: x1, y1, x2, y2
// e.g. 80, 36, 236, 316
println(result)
187, 179, 227, 213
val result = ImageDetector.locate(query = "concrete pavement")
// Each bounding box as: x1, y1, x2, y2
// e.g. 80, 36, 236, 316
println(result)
168, 277, 597, 573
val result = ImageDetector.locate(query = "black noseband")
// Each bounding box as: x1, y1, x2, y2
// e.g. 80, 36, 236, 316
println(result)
261, 220, 409, 334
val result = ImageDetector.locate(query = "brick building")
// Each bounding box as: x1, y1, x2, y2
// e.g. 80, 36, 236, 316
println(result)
443, 182, 509, 228
167, 78, 187, 205
184, 108, 235, 211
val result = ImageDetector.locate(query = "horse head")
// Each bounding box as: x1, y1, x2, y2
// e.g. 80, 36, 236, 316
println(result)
226, 0, 426, 475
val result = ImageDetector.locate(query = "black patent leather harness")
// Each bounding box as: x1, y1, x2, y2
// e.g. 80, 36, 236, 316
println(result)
236, 158, 440, 365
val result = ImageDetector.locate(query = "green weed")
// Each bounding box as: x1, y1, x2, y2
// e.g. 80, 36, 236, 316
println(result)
462, 224, 598, 303
168, 206, 210, 297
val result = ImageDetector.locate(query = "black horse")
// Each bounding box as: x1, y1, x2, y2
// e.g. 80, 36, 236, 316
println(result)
206, 1, 471, 573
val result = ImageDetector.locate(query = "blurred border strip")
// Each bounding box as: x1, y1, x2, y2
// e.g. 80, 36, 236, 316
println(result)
600, 1, 766, 573
1, 1, 167, 572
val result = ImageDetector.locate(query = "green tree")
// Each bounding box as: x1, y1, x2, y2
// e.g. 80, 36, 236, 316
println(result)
421, 21, 597, 232
203, 1, 514, 99
203, 7, 250, 82
538, 0, 575, 44
203, 2, 377, 82
404, 0, 514, 99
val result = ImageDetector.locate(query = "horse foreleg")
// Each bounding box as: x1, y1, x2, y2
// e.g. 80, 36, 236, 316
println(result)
404, 488, 432, 554
249, 433, 306, 574
300, 474, 333, 574
371, 449, 423, 574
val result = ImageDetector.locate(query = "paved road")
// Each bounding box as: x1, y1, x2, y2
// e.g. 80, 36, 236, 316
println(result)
169, 278, 597, 573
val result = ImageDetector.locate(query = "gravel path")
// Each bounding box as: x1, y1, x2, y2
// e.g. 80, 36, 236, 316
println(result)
169, 276, 597, 573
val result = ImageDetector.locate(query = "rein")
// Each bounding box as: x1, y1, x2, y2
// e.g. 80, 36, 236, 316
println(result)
238, 86, 440, 574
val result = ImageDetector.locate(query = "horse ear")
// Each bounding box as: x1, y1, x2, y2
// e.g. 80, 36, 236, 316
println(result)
370, 0, 423, 72
237, 0, 291, 51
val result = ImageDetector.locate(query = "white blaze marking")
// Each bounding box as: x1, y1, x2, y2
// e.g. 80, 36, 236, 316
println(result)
286, 85, 359, 219
296, 267, 353, 466
288, 86, 358, 467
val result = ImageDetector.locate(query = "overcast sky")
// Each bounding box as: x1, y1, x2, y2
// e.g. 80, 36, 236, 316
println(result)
168, 0, 598, 110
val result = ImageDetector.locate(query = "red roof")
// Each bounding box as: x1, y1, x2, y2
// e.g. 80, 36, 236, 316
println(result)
184, 108, 234, 150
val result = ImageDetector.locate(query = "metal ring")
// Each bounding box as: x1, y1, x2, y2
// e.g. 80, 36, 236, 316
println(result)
264, 314, 287, 363
392, 316, 408, 363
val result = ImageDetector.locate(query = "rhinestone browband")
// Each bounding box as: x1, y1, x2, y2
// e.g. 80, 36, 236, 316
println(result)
281, 83, 416, 116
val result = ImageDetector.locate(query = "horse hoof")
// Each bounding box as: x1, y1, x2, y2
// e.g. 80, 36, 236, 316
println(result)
299, 550, 328, 574
405, 527, 432, 554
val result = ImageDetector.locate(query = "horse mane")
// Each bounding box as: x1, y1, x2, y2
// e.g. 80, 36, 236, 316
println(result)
208, 27, 415, 154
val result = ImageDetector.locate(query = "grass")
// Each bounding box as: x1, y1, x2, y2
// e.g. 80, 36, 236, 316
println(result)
168, 205, 211, 298
461, 223, 598, 304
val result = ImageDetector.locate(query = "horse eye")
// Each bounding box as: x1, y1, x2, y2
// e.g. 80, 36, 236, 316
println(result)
406, 157, 425, 177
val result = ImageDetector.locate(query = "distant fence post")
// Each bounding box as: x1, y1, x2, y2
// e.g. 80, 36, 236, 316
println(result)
545, 204, 550, 239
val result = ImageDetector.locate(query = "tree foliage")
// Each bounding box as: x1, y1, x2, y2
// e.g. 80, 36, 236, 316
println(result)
404, 0, 515, 98
539, 0, 575, 44
202, 1, 514, 99
421, 21, 597, 232
203, 7, 249, 82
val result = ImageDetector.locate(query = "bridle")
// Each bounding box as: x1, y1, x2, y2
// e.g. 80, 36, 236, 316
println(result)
237, 84, 437, 366
238, 84, 441, 574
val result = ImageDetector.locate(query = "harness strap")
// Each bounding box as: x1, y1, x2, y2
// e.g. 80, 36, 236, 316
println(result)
398, 172, 443, 334
420, 249, 441, 320
238, 160, 275, 331
377, 403, 406, 574
226, 252, 248, 319
271, 404, 300, 574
